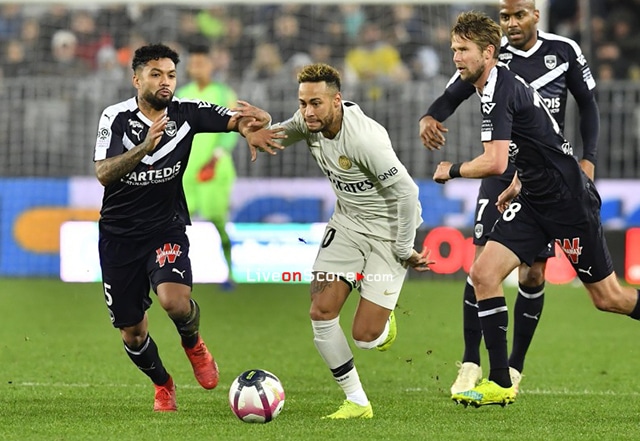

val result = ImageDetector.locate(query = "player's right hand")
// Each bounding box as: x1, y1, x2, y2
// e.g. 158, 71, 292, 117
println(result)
419, 115, 448, 151
144, 113, 168, 152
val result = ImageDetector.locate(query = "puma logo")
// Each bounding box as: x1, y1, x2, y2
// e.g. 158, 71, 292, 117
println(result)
523, 312, 540, 321
464, 300, 478, 308
577, 266, 592, 276
172, 268, 185, 279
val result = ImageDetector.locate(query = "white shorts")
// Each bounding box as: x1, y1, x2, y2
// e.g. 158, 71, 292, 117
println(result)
312, 221, 408, 310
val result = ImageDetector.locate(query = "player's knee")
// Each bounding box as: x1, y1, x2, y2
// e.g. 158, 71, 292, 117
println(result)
519, 264, 546, 286
120, 328, 147, 349
469, 263, 492, 291
309, 302, 338, 321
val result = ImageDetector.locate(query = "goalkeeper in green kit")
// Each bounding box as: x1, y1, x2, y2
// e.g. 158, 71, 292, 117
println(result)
176, 45, 238, 290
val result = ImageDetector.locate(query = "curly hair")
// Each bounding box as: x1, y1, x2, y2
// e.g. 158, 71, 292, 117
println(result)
452, 11, 502, 59
131, 43, 180, 72
296, 63, 341, 92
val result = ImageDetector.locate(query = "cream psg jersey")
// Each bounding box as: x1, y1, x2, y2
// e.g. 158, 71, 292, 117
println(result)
273, 101, 422, 240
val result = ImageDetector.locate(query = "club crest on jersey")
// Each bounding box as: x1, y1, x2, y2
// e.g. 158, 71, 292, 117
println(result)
338, 155, 352, 170
165, 121, 177, 137
474, 223, 483, 239
544, 55, 557, 70
156, 243, 182, 267
555, 237, 582, 264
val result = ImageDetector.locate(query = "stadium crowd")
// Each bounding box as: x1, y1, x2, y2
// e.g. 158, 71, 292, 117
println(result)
0, 2, 639, 180
0, 2, 638, 87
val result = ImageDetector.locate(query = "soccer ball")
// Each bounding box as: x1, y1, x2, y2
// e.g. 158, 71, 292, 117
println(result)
228, 369, 285, 423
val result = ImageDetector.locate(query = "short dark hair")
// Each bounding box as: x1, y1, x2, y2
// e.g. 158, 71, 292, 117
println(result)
297, 63, 341, 92
131, 43, 180, 72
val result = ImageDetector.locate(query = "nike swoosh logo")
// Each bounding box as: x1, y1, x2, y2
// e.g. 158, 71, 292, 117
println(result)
383, 289, 396, 296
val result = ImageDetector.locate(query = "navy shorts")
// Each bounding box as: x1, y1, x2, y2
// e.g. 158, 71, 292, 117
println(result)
474, 175, 554, 261
98, 221, 193, 328
489, 181, 613, 283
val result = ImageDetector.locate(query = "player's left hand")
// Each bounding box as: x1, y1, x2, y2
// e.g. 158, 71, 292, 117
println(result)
496, 183, 520, 213
404, 246, 435, 272
244, 127, 287, 162
433, 161, 453, 184
579, 158, 595, 181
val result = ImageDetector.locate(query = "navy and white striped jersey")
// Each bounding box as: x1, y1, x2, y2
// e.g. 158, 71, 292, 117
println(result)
438, 31, 596, 133
480, 65, 586, 201
428, 30, 597, 184
93, 96, 233, 240
496, 31, 596, 133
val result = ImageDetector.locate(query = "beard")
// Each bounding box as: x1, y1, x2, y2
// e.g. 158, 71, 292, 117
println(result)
461, 65, 484, 84
143, 89, 173, 111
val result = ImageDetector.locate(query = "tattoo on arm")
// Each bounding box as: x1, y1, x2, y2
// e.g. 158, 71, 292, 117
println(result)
95, 140, 153, 186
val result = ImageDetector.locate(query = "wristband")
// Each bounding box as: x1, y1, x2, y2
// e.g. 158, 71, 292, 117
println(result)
449, 163, 462, 178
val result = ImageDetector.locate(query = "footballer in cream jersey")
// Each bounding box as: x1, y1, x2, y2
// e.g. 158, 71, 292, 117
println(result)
272, 102, 422, 260
238, 63, 432, 419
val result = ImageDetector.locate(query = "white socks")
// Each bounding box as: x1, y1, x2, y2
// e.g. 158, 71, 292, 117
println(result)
312, 317, 369, 406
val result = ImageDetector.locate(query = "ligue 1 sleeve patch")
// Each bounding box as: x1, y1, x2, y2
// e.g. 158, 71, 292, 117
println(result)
96, 127, 111, 150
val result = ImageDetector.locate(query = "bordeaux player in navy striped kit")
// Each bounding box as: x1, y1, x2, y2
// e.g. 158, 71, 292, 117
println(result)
433, 10, 640, 408
420, 0, 600, 396
94, 44, 270, 411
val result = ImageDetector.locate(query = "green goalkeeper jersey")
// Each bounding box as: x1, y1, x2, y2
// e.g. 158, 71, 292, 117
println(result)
175, 81, 239, 178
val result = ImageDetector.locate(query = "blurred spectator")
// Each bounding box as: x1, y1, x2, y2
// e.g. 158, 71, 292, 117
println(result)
1, 39, 31, 78
270, 14, 308, 64
19, 18, 48, 70
196, 6, 227, 41
37, 30, 89, 77
210, 45, 234, 84
344, 22, 410, 99
135, 5, 181, 44
117, 32, 147, 70
340, 5, 365, 42
390, 5, 425, 65
0, 4, 22, 43
95, 5, 134, 50
70, 10, 111, 70
219, 16, 254, 79
243, 42, 284, 82
548, 0, 579, 39
176, 10, 207, 51
608, 8, 640, 78
309, 39, 338, 68
77, 45, 128, 103
240, 42, 284, 105
39, 5, 71, 46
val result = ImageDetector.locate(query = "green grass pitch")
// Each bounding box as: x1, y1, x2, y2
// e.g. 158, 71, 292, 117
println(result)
1, 278, 639, 440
